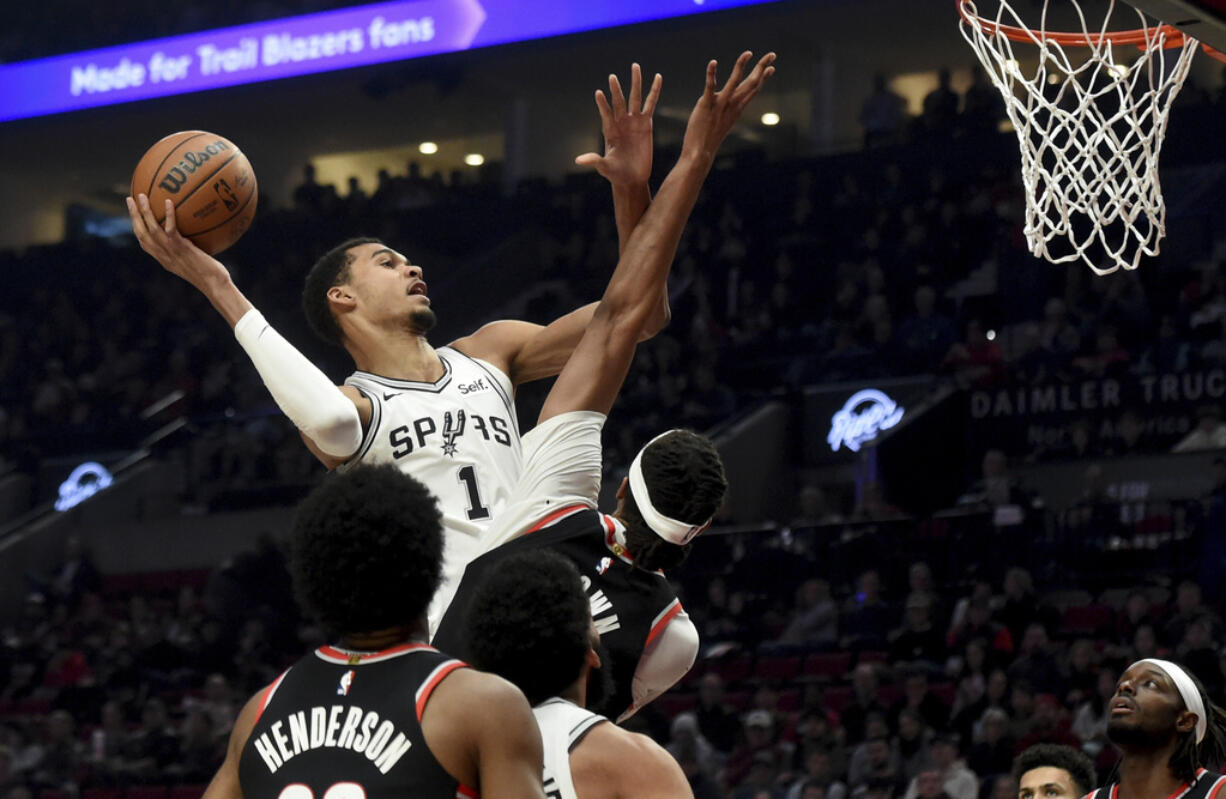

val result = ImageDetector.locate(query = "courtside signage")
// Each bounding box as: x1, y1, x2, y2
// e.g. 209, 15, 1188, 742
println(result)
0, 0, 780, 123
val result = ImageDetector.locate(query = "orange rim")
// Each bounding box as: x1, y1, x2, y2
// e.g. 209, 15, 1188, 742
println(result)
957, 0, 1226, 61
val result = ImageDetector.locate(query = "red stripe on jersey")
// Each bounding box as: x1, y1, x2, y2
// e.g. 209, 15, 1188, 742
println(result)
523, 503, 589, 535
416, 661, 468, 722
645, 599, 683, 647
255, 669, 290, 723
318, 642, 434, 663
1207, 778, 1226, 799
456, 785, 479, 799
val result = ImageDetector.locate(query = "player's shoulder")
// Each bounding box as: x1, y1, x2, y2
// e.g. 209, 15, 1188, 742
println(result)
570, 723, 684, 794
449, 320, 539, 369
426, 664, 530, 718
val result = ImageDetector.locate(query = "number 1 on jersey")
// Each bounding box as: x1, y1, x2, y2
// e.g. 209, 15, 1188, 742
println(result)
457, 465, 490, 521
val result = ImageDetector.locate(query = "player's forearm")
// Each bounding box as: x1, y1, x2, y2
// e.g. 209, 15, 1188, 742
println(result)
198, 272, 255, 329
233, 310, 362, 458
612, 181, 651, 256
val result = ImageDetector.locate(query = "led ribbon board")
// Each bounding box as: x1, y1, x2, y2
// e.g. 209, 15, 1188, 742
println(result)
0, 0, 781, 123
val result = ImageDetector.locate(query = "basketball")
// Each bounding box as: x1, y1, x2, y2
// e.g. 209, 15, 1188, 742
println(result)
130, 130, 258, 255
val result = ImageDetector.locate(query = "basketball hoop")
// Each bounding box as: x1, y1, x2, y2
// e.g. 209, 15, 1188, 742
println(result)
958, 0, 1224, 275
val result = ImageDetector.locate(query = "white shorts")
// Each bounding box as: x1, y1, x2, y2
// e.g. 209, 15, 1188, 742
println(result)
475, 409, 606, 553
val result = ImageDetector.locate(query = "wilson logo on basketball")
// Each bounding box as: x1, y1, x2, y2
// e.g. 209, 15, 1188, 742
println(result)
157, 140, 231, 194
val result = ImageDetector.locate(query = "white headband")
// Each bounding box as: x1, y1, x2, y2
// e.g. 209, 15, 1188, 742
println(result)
1135, 658, 1207, 744
627, 431, 713, 546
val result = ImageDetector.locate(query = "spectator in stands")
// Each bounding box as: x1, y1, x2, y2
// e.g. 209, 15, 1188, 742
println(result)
0, 747, 17, 795
777, 578, 839, 650
957, 449, 1035, 510
698, 673, 742, 754
89, 700, 130, 783
1114, 591, 1156, 649
921, 68, 960, 132
1166, 581, 1222, 648
967, 707, 1014, 782
116, 697, 180, 783
842, 571, 893, 652
291, 163, 338, 213
1008, 624, 1063, 696
1139, 315, 1191, 373
888, 593, 946, 668
902, 734, 976, 799
907, 563, 939, 617
1177, 617, 1221, 696
948, 597, 1014, 660
1008, 680, 1038, 742
860, 73, 908, 148
786, 749, 848, 799
1014, 694, 1081, 753
849, 483, 900, 523
1063, 638, 1101, 708
678, 749, 727, 799
28, 710, 80, 792
1130, 623, 1165, 662
727, 710, 784, 788
27, 535, 100, 612
170, 706, 221, 784
792, 485, 845, 527
843, 665, 889, 745
1071, 669, 1116, 756
997, 569, 1048, 648
894, 708, 932, 783
891, 670, 950, 734
684, 363, 737, 430
899, 286, 957, 373
669, 712, 723, 782
848, 732, 903, 794
1073, 326, 1130, 379
1172, 404, 1226, 452
961, 66, 1003, 132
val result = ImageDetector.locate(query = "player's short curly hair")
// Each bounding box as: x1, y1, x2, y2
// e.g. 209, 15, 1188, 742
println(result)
1012, 743, 1097, 795
463, 551, 591, 706
290, 464, 442, 634
302, 237, 382, 346
621, 430, 728, 571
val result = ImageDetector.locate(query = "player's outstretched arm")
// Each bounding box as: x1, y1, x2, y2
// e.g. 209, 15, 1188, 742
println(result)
422, 668, 547, 799
201, 689, 263, 799
128, 195, 366, 459
537, 51, 776, 423
570, 723, 695, 799
449, 65, 668, 387
576, 63, 670, 347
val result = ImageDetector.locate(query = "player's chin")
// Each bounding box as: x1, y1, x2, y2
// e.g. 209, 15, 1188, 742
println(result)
409, 306, 438, 334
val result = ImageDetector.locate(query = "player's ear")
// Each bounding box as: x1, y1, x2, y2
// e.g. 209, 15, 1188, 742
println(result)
1176, 709, 1199, 736
587, 646, 601, 670
327, 285, 356, 310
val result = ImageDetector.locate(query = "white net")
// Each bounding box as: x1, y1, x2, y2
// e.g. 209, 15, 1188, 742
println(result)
958, 0, 1199, 274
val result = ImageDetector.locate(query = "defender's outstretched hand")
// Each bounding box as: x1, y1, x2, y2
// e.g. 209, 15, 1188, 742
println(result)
682, 51, 777, 162
127, 193, 251, 326
575, 62, 663, 187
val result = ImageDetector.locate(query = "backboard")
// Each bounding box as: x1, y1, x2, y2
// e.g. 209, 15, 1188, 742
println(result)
1129, 0, 1226, 52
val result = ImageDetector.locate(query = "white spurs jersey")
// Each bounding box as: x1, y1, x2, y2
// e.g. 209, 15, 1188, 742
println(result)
533, 698, 607, 799
342, 346, 523, 627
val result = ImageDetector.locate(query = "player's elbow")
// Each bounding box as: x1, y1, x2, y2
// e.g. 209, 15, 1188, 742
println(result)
301, 402, 362, 458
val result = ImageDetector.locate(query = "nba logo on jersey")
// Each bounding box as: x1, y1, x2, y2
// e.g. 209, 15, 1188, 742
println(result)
337, 670, 355, 696
596, 557, 612, 575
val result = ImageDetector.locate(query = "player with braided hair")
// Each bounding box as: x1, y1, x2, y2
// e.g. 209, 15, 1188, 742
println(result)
1085, 658, 1226, 798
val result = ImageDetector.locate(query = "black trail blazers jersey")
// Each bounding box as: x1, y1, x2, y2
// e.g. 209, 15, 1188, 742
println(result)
1084, 770, 1226, 799
238, 642, 475, 799
434, 506, 691, 721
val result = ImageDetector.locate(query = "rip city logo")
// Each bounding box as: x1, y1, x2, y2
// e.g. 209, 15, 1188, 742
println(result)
442, 409, 466, 457
213, 177, 238, 210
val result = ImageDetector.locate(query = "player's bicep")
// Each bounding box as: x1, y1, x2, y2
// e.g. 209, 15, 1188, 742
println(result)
202, 690, 263, 799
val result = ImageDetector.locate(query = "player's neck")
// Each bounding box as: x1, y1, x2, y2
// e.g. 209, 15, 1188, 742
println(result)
1115, 750, 1187, 799
347, 328, 443, 381
339, 624, 428, 652
560, 671, 588, 708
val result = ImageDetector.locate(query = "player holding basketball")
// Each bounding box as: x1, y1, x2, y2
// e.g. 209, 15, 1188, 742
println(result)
128, 64, 670, 628
201, 464, 545, 799
464, 550, 694, 799
1084, 659, 1226, 799
433, 51, 778, 720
